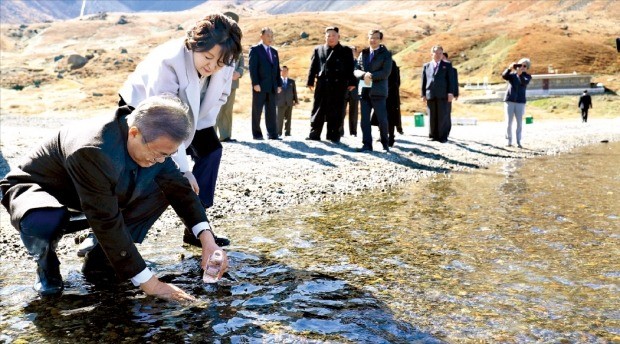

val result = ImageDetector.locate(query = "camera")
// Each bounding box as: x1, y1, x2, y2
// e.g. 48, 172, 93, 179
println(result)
513, 63, 522, 69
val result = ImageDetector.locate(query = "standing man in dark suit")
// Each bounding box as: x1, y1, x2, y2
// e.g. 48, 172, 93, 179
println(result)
386, 58, 402, 147
340, 45, 360, 137
276, 65, 298, 137
442, 51, 459, 140
355, 29, 392, 152
249, 27, 282, 140
306, 26, 356, 143
421, 45, 455, 143
578, 90, 592, 123
0, 95, 228, 300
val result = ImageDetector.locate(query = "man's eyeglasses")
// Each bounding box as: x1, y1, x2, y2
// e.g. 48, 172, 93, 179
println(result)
143, 137, 177, 159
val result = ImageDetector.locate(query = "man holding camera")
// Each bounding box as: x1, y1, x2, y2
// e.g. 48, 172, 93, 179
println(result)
502, 58, 531, 148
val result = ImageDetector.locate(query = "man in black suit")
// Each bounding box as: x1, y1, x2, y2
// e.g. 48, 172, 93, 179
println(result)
249, 27, 282, 140
276, 65, 298, 136
355, 29, 393, 152
0, 95, 228, 300
421, 45, 455, 143
340, 45, 360, 137
578, 90, 593, 123
386, 58, 402, 147
442, 51, 459, 139
306, 26, 356, 143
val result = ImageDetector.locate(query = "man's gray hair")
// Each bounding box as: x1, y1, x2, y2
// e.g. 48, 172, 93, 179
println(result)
129, 94, 191, 144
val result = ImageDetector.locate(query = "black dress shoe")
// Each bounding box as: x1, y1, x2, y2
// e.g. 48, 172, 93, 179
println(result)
183, 228, 231, 247
82, 245, 118, 284
355, 146, 373, 152
305, 137, 320, 141
269, 137, 282, 140
220, 138, 237, 142
253, 136, 264, 140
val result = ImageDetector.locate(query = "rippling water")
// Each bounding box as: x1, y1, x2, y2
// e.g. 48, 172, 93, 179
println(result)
1, 142, 618, 343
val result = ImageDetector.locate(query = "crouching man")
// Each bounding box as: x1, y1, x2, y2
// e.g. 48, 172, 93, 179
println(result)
0, 95, 227, 301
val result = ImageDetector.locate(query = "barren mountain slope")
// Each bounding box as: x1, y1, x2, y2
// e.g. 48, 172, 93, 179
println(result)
1, 0, 618, 118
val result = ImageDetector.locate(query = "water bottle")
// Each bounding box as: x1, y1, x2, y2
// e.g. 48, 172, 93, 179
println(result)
203, 250, 223, 283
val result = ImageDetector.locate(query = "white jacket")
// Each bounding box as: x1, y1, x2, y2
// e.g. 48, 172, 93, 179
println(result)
119, 38, 233, 172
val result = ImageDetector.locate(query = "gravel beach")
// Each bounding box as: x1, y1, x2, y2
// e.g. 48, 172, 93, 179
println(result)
1, 115, 618, 261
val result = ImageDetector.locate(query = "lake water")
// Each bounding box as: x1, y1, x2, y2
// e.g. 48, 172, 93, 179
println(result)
1, 141, 618, 343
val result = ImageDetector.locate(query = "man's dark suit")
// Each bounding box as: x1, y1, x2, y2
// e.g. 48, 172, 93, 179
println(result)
341, 56, 361, 137
306, 43, 356, 142
0, 106, 206, 280
249, 43, 282, 139
356, 45, 392, 150
276, 77, 298, 136
421, 60, 454, 142
578, 92, 592, 123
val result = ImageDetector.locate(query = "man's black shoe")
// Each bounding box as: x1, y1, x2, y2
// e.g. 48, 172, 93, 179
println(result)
355, 146, 373, 152
183, 228, 230, 247
253, 136, 264, 140
305, 136, 320, 141
82, 245, 118, 284
269, 136, 282, 140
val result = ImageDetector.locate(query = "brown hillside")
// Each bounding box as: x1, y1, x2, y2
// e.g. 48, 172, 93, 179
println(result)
1, 0, 618, 118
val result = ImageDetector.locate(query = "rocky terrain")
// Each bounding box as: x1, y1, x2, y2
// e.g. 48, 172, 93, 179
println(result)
1, 115, 618, 261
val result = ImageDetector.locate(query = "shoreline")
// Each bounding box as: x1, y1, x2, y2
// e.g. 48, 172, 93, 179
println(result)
1, 116, 619, 258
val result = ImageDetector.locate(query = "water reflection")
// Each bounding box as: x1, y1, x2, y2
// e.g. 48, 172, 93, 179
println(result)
1, 142, 618, 343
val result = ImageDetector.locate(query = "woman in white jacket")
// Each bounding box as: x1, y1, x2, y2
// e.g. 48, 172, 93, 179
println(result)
119, 14, 242, 247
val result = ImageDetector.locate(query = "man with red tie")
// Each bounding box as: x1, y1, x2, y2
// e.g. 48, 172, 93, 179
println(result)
421, 45, 455, 143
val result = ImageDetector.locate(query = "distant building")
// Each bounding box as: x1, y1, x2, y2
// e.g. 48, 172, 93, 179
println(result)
527, 73, 604, 96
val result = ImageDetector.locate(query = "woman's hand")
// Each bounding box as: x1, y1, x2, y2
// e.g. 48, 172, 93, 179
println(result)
183, 171, 199, 195
140, 275, 196, 302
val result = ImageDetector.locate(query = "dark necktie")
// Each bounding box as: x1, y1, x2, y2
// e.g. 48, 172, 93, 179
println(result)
266, 47, 272, 63
369, 50, 374, 63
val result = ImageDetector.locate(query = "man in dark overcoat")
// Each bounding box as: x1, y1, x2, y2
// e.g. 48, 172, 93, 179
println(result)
306, 26, 356, 143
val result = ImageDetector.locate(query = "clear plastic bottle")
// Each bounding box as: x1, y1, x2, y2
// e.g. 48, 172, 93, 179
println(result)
203, 250, 223, 283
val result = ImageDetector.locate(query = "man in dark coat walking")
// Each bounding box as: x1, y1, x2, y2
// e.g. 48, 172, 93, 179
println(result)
306, 26, 356, 143
578, 90, 593, 123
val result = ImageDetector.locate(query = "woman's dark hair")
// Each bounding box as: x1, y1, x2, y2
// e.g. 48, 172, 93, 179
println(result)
185, 13, 243, 67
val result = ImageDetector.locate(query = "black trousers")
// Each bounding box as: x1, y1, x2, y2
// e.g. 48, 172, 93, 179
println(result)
427, 98, 451, 142
251, 90, 278, 139
581, 109, 589, 122
309, 81, 347, 142
340, 88, 359, 136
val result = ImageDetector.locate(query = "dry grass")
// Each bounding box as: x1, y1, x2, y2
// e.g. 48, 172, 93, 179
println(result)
1, 0, 618, 121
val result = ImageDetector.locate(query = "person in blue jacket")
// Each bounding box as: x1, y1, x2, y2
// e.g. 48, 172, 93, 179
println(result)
502, 58, 531, 148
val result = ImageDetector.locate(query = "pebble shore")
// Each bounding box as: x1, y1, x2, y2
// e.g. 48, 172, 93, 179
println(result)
1, 115, 618, 261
